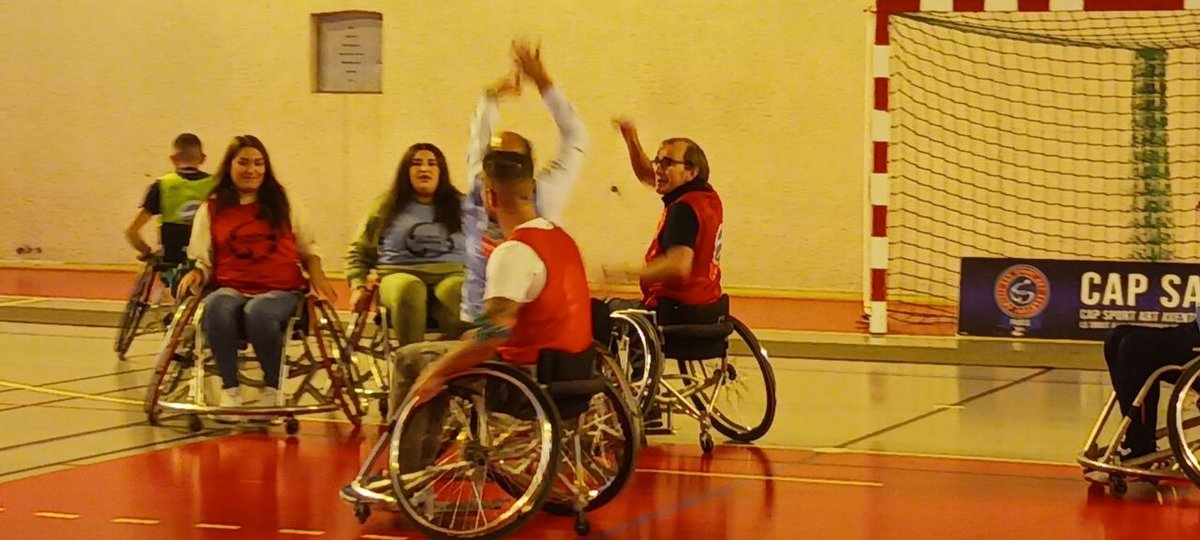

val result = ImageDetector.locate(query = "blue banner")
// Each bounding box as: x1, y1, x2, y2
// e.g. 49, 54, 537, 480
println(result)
958, 258, 1200, 340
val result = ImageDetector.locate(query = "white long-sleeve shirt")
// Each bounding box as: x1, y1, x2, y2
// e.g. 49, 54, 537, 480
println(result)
460, 85, 588, 321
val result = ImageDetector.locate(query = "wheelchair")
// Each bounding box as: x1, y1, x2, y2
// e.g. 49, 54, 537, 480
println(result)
604, 295, 777, 453
341, 345, 640, 538
1078, 351, 1200, 497
142, 290, 365, 433
115, 255, 187, 359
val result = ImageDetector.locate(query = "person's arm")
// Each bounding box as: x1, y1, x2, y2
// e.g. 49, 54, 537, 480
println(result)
126, 183, 162, 258
413, 296, 519, 388
344, 201, 382, 290
515, 42, 588, 222
468, 74, 518, 196
291, 201, 337, 301
125, 210, 155, 259
177, 201, 213, 296
410, 241, 542, 403
614, 119, 655, 186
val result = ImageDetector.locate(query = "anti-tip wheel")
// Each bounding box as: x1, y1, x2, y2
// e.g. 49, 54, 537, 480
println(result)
354, 502, 371, 524
700, 432, 715, 454
285, 417, 300, 435
187, 415, 203, 433
574, 514, 590, 536
1108, 475, 1128, 498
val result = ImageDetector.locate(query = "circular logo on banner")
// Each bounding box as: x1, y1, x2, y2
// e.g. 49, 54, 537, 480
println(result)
994, 264, 1051, 319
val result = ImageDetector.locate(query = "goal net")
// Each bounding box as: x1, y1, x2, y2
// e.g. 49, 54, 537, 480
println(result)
887, 9, 1200, 328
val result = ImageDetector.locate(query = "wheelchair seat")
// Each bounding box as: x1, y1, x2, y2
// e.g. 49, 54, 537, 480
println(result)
657, 295, 732, 360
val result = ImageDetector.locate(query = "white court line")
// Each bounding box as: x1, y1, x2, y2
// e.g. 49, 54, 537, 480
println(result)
34, 511, 81, 519
195, 523, 242, 530
112, 517, 161, 525
280, 529, 326, 536
361, 535, 410, 540
636, 468, 882, 488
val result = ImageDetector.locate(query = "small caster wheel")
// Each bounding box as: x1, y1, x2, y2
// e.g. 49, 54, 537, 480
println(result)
1109, 475, 1127, 498
354, 502, 371, 524
147, 410, 160, 426
188, 415, 203, 433
285, 417, 300, 435
574, 513, 590, 536
699, 432, 714, 454
378, 399, 389, 419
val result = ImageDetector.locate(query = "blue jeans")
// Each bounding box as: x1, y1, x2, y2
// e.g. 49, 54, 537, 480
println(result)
202, 288, 303, 390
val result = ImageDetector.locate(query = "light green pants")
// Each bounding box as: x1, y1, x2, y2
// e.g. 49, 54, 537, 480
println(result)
377, 263, 464, 345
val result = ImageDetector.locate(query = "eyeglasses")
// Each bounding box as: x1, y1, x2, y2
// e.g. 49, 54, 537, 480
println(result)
652, 157, 689, 169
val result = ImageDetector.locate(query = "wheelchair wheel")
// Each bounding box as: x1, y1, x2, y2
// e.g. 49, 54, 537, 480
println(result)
310, 300, 365, 422
143, 295, 203, 416
541, 383, 639, 515
678, 316, 777, 443
389, 362, 562, 539
1166, 353, 1200, 486
607, 311, 664, 419
115, 262, 157, 357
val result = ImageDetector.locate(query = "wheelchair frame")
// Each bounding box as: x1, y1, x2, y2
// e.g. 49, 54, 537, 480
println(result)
115, 256, 180, 359
608, 307, 778, 453
342, 284, 396, 417
342, 348, 639, 538
142, 292, 365, 434
1077, 352, 1200, 496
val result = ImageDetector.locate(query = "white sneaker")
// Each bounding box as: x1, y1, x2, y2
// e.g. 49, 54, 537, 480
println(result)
257, 387, 280, 408
216, 387, 242, 424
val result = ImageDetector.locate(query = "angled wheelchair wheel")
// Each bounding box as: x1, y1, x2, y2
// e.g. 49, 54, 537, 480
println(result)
607, 311, 664, 419
542, 383, 639, 515
389, 362, 561, 539
678, 316, 777, 443
115, 262, 158, 357
309, 300, 365, 422
143, 294, 203, 417
1166, 354, 1200, 487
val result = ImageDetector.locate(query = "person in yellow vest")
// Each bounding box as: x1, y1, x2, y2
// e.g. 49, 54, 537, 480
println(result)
124, 133, 215, 291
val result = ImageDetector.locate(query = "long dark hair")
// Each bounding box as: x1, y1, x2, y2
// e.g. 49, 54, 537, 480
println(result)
210, 135, 290, 229
380, 143, 462, 234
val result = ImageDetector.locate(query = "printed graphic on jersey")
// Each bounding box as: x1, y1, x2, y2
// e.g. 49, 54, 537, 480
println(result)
177, 200, 202, 222
228, 220, 279, 261
403, 222, 456, 258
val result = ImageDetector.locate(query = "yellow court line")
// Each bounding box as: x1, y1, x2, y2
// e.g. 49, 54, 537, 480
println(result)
35, 512, 81, 519
0, 379, 141, 406
804, 446, 1075, 467
0, 298, 45, 307
636, 468, 882, 488
195, 523, 242, 530
280, 529, 326, 536
112, 517, 161, 525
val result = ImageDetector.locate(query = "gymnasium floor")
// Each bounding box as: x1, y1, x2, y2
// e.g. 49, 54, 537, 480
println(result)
0, 305, 1192, 540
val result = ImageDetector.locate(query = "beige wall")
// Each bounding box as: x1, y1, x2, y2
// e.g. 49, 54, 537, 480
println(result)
0, 0, 871, 298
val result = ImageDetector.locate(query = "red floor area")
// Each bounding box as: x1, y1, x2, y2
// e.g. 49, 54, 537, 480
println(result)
0, 423, 1194, 539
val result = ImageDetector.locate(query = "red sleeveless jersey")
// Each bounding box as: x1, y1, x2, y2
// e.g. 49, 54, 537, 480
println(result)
642, 189, 724, 308
209, 202, 307, 295
497, 224, 594, 365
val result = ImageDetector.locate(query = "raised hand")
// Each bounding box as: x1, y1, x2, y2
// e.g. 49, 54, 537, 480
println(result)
486, 70, 522, 100
512, 38, 552, 91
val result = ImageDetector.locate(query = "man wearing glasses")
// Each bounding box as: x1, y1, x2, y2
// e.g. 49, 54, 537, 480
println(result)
604, 119, 724, 311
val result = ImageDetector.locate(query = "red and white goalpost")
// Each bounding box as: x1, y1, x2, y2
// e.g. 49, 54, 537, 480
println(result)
867, 0, 1200, 334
